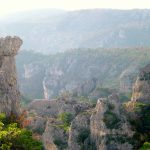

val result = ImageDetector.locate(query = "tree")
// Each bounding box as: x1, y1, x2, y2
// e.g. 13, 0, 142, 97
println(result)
0, 113, 43, 150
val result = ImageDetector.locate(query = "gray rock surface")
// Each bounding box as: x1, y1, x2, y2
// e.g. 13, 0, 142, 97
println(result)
131, 64, 150, 104
90, 94, 134, 150
0, 36, 22, 116
27, 94, 136, 150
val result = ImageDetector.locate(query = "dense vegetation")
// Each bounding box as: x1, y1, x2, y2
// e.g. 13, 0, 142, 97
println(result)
0, 113, 43, 150
53, 137, 68, 149
128, 103, 150, 149
57, 112, 74, 131
103, 110, 121, 129
77, 128, 90, 144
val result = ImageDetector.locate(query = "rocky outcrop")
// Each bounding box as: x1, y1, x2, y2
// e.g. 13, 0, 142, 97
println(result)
42, 118, 68, 150
26, 96, 93, 150
27, 94, 137, 150
90, 94, 134, 150
68, 111, 91, 150
119, 66, 138, 92
131, 64, 150, 104
28, 98, 92, 118
25, 63, 150, 150
0, 36, 22, 116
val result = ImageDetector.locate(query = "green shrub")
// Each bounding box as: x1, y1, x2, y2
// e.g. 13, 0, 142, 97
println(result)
107, 103, 115, 110
103, 111, 121, 129
0, 113, 6, 122
106, 134, 132, 145
53, 137, 67, 149
33, 127, 45, 135
129, 103, 150, 149
139, 142, 150, 150
0, 113, 43, 150
134, 102, 146, 112
77, 128, 90, 144
58, 112, 73, 126
140, 72, 150, 81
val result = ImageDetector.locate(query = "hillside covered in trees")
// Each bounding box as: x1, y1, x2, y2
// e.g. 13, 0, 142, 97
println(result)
16, 48, 150, 103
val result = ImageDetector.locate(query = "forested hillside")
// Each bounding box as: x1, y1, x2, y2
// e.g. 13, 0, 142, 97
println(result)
16, 48, 150, 102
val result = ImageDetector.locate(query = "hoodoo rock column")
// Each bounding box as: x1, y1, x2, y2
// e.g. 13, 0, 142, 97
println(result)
0, 36, 22, 116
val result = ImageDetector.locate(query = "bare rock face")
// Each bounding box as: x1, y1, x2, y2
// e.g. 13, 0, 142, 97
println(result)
0, 36, 22, 116
119, 66, 137, 93
42, 119, 68, 150
26, 97, 93, 150
27, 98, 92, 118
68, 112, 91, 150
131, 64, 150, 104
90, 94, 134, 150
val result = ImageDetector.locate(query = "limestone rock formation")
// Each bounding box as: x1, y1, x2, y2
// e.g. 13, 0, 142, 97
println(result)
90, 94, 134, 150
131, 64, 150, 104
26, 96, 93, 150
25, 63, 150, 150
26, 94, 137, 150
0, 36, 22, 116
68, 112, 91, 150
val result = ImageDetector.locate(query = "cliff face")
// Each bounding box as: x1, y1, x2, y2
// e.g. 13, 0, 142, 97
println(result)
16, 48, 150, 100
0, 36, 22, 116
131, 64, 150, 104
25, 63, 149, 150
90, 95, 134, 150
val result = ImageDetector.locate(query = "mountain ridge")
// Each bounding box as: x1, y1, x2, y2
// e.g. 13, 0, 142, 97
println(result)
1, 9, 150, 53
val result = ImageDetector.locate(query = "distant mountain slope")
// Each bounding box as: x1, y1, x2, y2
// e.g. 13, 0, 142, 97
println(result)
16, 48, 150, 100
1, 9, 150, 53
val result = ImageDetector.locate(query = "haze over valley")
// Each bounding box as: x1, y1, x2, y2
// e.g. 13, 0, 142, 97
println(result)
0, 4, 150, 150
1, 9, 150, 53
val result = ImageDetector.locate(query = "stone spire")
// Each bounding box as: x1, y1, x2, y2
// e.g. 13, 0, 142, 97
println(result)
131, 64, 150, 104
0, 36, 22, 116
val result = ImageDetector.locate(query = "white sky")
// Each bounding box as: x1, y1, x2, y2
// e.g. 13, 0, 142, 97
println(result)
0, 0, 150, 16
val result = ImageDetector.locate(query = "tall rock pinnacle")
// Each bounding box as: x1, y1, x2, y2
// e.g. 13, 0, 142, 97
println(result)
131, 64, 150, 104
0, 36, 22, 116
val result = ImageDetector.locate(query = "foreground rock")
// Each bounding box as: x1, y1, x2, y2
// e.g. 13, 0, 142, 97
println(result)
90, 94, 134, 150
26, 96, 92, 150
27, 94, 136, 150
0, 36, 22, 116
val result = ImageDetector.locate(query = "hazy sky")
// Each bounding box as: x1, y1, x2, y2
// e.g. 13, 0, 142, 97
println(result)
0, 0, 150, 16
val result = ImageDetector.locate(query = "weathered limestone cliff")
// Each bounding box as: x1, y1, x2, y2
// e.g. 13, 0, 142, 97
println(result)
90, 94, 134, 150
0, 36, 22, 116
131, 64, 150, 104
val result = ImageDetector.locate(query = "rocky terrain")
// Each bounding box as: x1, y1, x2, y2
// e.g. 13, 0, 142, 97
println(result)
1, 9, 150, 53
25, 64, 150, 150
131, 64, 150, 104
0, 35, 149, 150
16, 48, 150, 101
0, 36, 22, 116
